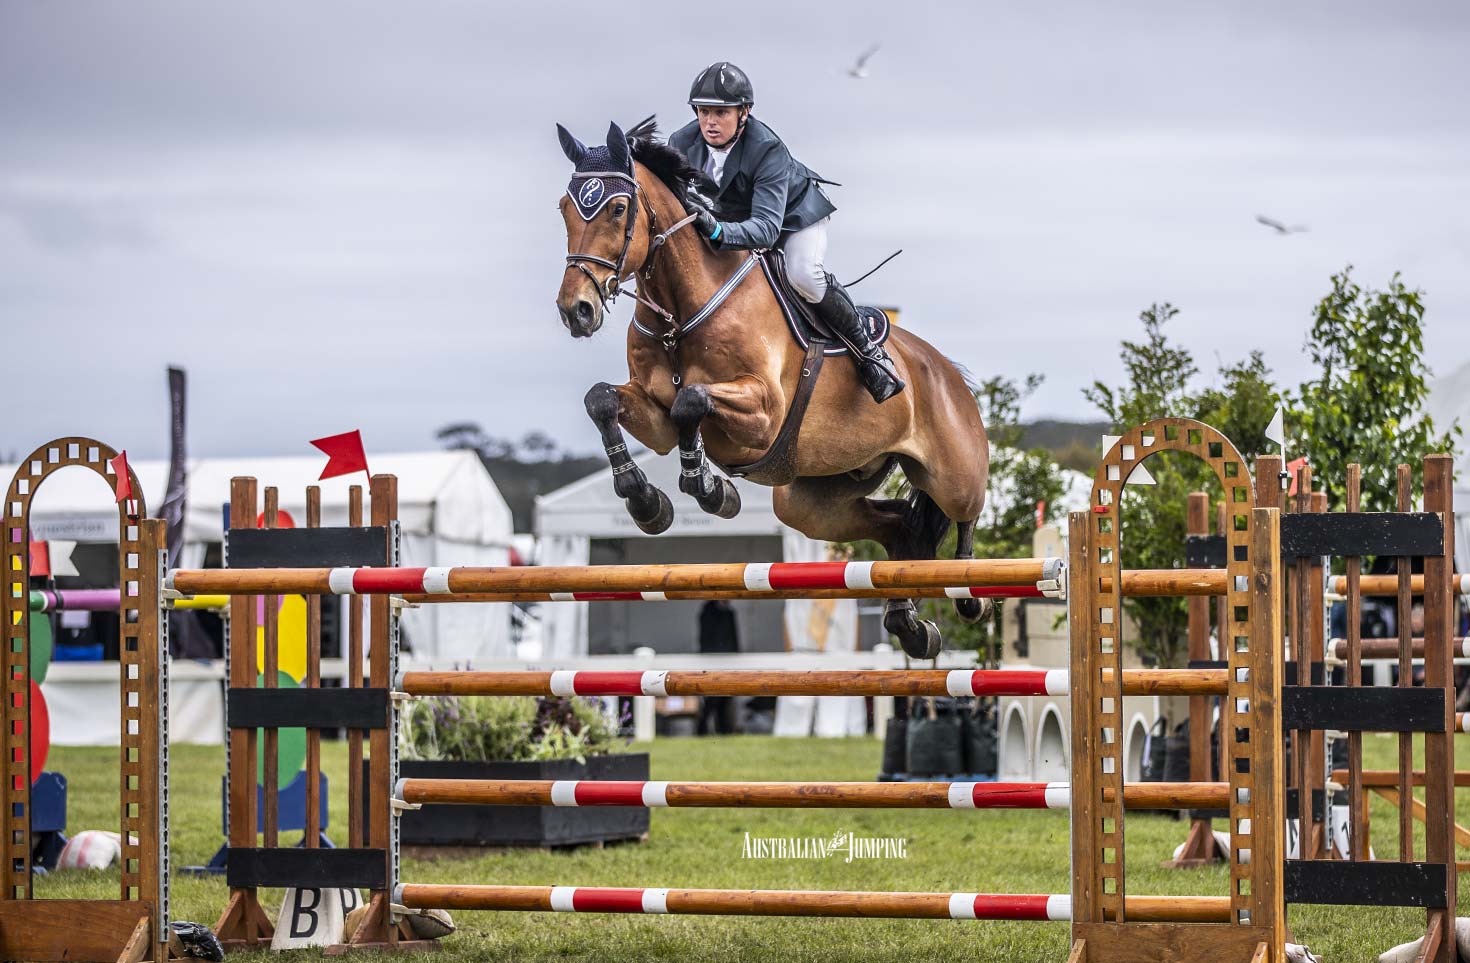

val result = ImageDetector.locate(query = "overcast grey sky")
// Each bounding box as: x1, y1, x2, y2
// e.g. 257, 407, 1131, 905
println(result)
3, 1, 1467, 459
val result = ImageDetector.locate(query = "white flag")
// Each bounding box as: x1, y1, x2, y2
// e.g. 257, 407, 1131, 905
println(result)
1265, 408, 1286, 453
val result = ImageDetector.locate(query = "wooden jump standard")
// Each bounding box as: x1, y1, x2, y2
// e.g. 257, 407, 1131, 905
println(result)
1, 438, 173, 963
396, 779, 1228, 810
397, 668, 1228, 698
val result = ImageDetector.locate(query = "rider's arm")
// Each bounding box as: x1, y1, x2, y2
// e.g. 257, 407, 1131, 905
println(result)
711, 141, 790, 250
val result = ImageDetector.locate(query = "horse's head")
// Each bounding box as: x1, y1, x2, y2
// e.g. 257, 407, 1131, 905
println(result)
556, 121, 645, 338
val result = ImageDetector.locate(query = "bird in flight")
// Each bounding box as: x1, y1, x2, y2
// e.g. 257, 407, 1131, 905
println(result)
847, 44, 881, 79
1255, 215, 1308, 235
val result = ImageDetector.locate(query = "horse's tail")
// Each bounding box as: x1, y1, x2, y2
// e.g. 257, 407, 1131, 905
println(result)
900, 487, 953, 560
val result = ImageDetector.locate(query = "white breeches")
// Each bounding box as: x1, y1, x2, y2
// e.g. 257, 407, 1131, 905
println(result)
783, 216, 830, 303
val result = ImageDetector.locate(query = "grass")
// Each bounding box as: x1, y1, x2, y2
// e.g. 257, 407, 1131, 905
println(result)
34, 733, 1470, 963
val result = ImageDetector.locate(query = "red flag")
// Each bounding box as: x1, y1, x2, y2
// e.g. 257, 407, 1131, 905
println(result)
109, 451, 134, 503
311, 430, 370, 481
29, 541, 51, 578
1285, 456, 1309, 497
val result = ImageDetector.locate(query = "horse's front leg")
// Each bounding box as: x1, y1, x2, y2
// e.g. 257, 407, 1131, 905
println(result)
670, 384, 742, 519
584, 381, 677, 535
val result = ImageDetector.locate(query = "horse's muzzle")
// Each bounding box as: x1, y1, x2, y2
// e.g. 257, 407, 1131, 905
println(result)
559, 297, 602, 338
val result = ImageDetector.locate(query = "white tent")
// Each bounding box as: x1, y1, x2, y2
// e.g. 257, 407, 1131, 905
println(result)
534, 451, 851, 659
4, 450, 515, 661
1427, 361, 1470, 571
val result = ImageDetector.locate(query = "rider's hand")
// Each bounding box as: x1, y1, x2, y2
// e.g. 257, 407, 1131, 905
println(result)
693, 208, 721, 240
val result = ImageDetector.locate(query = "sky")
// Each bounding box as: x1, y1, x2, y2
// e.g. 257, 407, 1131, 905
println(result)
3, 1, 1468, 460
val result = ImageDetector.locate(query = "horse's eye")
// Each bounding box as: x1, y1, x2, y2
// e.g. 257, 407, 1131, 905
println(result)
611, 203, 626, 217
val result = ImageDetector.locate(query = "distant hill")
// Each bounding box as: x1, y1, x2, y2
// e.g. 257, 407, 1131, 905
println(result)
1018, 419, 1110, 473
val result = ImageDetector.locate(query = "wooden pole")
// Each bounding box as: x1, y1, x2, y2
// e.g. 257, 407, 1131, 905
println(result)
398, 668, 1228, 699
394, 884, 1231, 924
404, 570, 1226, 604
395, 779, 1229, 811
1345, 465, 1364, 861
167, 561, 1230, 598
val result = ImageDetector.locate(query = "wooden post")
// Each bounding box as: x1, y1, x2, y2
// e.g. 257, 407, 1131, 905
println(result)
1396, 466, 1414, 860
305, 487, 322, 850
1345, 466, 1364, 860
1420, 455, 1457, 963
215, 478, 272, 947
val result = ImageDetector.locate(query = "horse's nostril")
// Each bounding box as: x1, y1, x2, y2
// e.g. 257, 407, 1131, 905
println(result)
575, 300, 594, 323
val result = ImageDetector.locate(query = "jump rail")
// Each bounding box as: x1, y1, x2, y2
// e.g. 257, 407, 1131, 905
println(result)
394, 779, 1228, 810
397, 667, 1228, 698
393, 884, 1231, 924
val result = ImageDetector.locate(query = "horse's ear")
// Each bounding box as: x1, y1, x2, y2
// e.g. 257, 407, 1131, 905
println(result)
606, 121, 631, 173
557, 124, 588, 166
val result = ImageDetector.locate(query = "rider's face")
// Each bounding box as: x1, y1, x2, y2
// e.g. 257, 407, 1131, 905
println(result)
696, 106, 743, 149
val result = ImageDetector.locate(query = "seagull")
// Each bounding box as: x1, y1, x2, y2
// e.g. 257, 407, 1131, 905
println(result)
1256, 215, 1308, 235
846, 44, 880, 79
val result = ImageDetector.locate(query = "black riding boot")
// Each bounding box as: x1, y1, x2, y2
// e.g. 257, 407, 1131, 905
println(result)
813, 273, 905, 403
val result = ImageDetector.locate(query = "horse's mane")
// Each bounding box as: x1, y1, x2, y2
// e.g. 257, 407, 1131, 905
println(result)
626, 115, 710, 203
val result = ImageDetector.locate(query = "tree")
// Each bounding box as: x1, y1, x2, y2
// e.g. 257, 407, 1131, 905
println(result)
1288, 269, 1459, 511
1085, 304, 1283, 667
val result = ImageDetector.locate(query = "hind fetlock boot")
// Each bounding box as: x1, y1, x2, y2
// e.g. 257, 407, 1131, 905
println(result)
814, 273, 905, 403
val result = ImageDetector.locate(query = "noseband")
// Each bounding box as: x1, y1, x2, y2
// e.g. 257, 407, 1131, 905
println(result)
564, 170, 699, 327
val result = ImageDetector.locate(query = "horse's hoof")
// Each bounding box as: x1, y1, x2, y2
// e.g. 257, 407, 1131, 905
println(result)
954, 596, 993, 625
699, 477, 741, 519
884, 604, 942, 660
629, 489, 674, 535
899, 619, 943, 660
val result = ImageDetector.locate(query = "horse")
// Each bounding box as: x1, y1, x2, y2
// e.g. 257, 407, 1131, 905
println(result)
553, 118, 989, 659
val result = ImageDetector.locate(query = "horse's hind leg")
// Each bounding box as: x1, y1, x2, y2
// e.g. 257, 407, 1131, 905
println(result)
670, 384, 741, 519
585, 381, 674, 535
878, 489, 953, 660
951, 519, 993, 625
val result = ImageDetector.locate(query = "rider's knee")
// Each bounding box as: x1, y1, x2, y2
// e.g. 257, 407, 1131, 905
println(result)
787, 259, 827, 303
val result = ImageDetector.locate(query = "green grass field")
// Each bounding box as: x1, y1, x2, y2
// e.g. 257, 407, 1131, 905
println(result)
35, 733, 1470, 962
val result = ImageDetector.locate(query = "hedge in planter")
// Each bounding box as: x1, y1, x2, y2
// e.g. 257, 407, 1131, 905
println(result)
386, 695, 649, 848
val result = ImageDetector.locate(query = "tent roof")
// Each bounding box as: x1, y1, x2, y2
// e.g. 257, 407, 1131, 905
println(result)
2, 449, 512, 545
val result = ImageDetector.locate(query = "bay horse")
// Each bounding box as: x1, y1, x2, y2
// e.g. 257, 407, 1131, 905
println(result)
554, 118, 989, 658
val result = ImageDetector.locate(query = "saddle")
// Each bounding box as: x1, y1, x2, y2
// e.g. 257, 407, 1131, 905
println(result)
760, 249, 893, 356
714, 252, 894, 487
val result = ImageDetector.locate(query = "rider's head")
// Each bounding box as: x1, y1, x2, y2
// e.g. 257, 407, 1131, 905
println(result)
689, 62, 753, 150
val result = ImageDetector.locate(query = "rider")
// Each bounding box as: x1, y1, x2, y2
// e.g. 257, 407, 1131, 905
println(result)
669, 61, 904, 403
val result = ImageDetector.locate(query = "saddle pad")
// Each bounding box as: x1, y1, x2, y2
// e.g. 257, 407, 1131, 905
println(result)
759, 250, 892, 357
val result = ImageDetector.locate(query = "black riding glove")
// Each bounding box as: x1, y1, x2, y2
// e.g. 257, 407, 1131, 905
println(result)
692, 208, 721, 241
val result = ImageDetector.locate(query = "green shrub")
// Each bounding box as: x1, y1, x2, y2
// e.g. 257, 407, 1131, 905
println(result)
399, 694, 628, 763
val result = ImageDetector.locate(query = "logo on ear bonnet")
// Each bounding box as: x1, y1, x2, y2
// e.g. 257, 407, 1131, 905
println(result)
578, 178, 605, 208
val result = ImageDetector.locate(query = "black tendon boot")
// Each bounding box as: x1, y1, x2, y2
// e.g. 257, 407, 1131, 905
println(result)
814, 274, 905, 403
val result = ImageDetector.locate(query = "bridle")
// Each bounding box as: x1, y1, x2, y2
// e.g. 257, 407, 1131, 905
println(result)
563, 162, 755, 386
564, 170, 699, 331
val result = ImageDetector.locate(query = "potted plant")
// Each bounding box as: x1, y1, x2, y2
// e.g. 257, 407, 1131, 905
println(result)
378, 694, 650, 848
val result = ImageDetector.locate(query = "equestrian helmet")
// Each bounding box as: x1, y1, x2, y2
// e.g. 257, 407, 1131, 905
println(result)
688, 62, 754, 107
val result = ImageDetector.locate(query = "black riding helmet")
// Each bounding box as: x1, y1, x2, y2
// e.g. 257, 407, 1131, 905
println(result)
688, 62, 754, 108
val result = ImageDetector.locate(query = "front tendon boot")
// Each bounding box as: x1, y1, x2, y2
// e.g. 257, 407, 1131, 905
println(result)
814, 273, 904, 403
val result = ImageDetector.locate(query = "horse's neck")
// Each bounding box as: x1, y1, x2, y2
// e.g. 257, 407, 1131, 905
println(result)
638, 182, 746, 325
